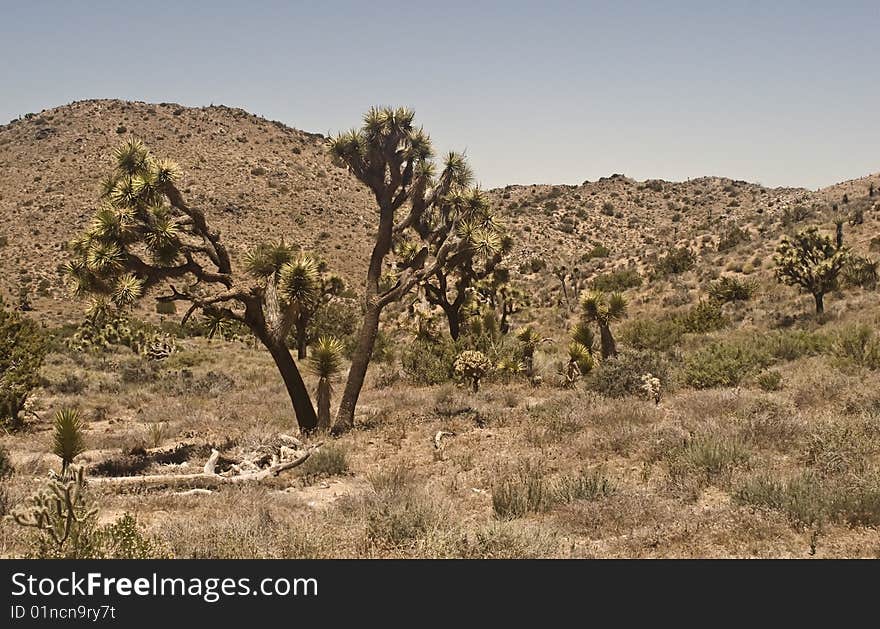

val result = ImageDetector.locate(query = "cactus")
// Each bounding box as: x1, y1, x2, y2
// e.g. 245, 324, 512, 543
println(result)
454, 350, 492, 393
9, 467, 99, 558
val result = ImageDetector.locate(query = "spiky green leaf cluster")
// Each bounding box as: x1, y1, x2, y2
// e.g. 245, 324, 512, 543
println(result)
581, 291, 628, 326
307, 336, 345, 380
67, 139, 186, 310
53, 408, 86, 475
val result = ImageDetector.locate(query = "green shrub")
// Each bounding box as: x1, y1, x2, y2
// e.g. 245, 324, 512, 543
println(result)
834, 325, 880, 370
764, 329, 831, 361
619, 318, 684, 352
716, 225, 751, 252
652, 247, 696, 278
492, 464, 613, 520
756, 370, 783, 392
400, 340, 457, 385
683, 342, 770, 389
667, 434, 751, 491
842, 255, 878, 289
708, 276, 757, 303
591, 268, 642, 292
97, 513, 170, 558
584, 244, 610, 260
0, 298, 47, 428
297, 445, 349, 481
588, 349, 669, 397
680, 300, 727, 333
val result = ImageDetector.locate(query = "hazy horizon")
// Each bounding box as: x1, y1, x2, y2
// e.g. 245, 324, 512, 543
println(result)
2, 1, 877, 191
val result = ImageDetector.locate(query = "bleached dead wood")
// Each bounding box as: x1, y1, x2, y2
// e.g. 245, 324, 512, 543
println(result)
88, 443, 322, 489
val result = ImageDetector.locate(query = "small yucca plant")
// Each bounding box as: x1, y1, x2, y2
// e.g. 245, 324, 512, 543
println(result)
307, 337, 345, 431
53, 408, 86, 478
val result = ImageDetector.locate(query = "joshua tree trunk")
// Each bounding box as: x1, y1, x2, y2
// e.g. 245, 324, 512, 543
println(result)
814, 292, 825, 314
334, 304, 381, 432
316, 378, 331, 432
442, 305, 461, 341
295, 318, 308, 360
265, 339, 318, 433
599, 324, 617, 359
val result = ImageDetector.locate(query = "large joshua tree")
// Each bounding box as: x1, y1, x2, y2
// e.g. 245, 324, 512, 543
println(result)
580, 291, 627, 359
66, 139, 320, 431
774, 226, 849, 314
327, 106, 502, 432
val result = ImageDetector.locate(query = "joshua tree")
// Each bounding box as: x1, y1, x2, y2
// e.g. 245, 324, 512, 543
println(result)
580, 291, 627, 358
53, 408, 86, 478
515, 326, 542, 379
306, 336, 344, 432
327, 107, 504, 432
474, 271, 526, 335
289, 257, 344, 359
774, 226, 849, 314
420, 217, 510, 340
66, 139, 319, 431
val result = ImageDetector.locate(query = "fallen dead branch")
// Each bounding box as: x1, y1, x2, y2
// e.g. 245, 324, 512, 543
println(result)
88, 442, 323, 489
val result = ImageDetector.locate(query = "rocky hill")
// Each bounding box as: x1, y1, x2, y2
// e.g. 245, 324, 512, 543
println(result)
0, 99, 877, 323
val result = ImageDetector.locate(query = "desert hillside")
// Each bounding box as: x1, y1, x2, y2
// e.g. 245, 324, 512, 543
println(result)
2, 99, 878, 324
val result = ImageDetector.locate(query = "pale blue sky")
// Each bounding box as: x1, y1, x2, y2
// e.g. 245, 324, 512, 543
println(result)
2, 1, 877, 189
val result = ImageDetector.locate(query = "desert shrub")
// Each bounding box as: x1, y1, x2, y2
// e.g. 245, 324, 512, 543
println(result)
755, 370, 783, 391
764, 329, 831, 361
842, 255, 878, 289
587, 349, 669, 397
708, 276, 757, 303
735, 473, 828, 528
297, 445, 349, 481
601, 201, 615, 215
652, 247, 696, 278
716, 224, 752, 252
0, 299, 47, 428
364, 466, 443, 547
802, 417, 880, 477
736, 472, 880, 529
400, 340, 457, 385
551, 469, 615, 505
619, 318, 684, 352
781, 204, 815, 226
584, 244, 610, 260
833, 325, 880, 370
492, 461, 549, 520
683, 342, 770, 389
97, 513, 170, 559
591, 268, 642, 292
666, 434, 751, 493
0, 445, 12, 516
680, 300, 727, 333
492, 463, 614, 520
